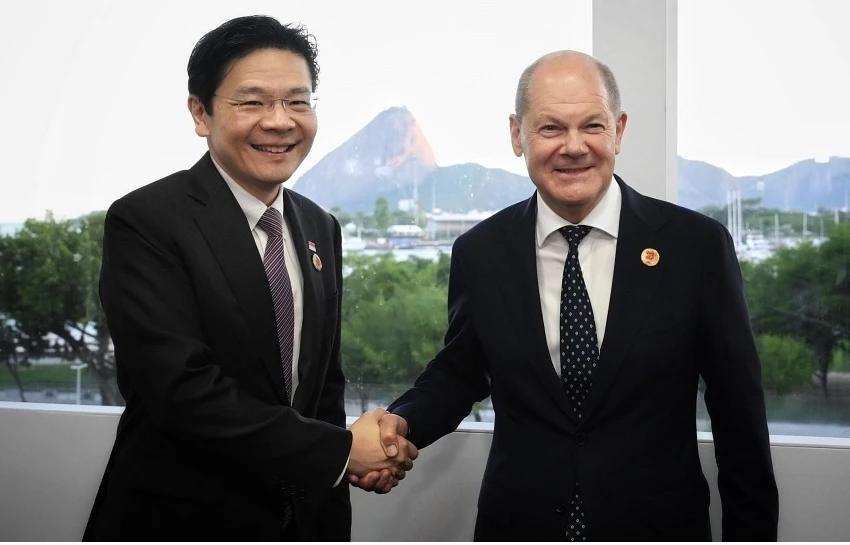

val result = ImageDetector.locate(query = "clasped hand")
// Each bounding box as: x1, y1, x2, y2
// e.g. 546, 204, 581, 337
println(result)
346, 408, 416, 494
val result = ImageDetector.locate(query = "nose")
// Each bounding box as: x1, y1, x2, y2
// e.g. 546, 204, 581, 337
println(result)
560, 129, 588, 157
260, 100, 297, 130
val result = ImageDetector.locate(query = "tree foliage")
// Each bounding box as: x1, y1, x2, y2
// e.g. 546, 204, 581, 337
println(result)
373, 197, 392, 234
742, 225, 850, 396
5, 202, 849, 409
341, 253, 450, 410
0, 212, 121, 405
755, 334, 816, 394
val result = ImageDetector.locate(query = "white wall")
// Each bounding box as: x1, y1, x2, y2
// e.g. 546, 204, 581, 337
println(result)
1, 403, 849, 541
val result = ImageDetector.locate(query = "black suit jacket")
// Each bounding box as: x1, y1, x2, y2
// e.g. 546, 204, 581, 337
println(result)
388, 176, 779, 541
84, 153, 352, 541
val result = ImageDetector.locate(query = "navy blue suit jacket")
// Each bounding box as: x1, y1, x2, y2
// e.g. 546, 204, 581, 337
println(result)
389, 176, 779, 541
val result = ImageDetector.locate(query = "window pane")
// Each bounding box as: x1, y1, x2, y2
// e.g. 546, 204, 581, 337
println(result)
0, 1, 591, 417
679, 0, 850, 438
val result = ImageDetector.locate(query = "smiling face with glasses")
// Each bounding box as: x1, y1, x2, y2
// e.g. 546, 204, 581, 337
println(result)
213, 91, 319, 118
188, 48, 318, 204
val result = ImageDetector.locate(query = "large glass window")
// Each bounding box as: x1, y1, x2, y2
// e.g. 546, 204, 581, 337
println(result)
0, 1, 592, 417
679, 0, 850, 437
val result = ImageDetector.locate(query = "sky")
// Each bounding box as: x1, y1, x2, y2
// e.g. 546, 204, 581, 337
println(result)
1, 0, 848, 222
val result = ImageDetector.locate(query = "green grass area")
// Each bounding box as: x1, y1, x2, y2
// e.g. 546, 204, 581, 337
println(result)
0, 364, 99, 388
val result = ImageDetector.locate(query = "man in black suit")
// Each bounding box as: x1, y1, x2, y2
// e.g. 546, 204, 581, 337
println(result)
84, 15, 414, 541
354, 51, 779, 540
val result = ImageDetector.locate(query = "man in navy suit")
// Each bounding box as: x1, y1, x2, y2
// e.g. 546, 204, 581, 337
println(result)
84, 15, 413, 541
353, 51, 779, 541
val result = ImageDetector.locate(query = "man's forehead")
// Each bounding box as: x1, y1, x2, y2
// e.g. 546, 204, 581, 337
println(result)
223, 49, 311, 79
532, 64, 604, 91
527, 69, 608, 106
528, 89, 611, 110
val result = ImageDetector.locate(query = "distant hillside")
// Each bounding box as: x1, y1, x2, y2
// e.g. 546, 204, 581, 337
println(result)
292, 106, 536, 212
395, 163, 532, 213
292, 105, 850, 214
293, 106, 436, 212
678, 156, 850, 212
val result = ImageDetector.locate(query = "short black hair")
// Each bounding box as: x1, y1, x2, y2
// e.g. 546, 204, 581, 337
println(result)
187, 15, 319, 115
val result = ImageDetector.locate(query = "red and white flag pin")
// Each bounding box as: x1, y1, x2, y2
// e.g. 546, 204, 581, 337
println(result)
308, 241, 317, 253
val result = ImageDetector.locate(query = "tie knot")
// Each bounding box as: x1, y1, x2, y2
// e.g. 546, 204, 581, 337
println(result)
257, 207, 283, 238
560, 225, 592, 247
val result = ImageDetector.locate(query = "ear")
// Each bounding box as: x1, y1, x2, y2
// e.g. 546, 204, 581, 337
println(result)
509, 114, 524, 158
188, 95, 211, 137
614, 110, 628, 155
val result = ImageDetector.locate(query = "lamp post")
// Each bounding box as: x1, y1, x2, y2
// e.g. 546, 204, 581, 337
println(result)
69, 363, 88, 405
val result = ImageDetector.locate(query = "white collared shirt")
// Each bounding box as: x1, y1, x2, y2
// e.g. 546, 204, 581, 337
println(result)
535, 179, 621, 375
212, 158, 304, 399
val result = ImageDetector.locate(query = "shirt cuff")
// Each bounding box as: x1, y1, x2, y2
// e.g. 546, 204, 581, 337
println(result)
333, 453, 351, 488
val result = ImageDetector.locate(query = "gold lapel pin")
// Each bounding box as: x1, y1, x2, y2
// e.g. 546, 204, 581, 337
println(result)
641, 248, 660, 267
312, 253, 323, 271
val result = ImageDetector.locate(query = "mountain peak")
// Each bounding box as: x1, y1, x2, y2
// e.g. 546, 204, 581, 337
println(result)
293, 107, 437, 210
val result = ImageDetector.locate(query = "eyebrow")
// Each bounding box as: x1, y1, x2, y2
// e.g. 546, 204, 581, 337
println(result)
286, 86, 312, 95
233, 85, 312, 96
584, 113, 608, 123
537, 112, 609, 125
233, 86, 267, 96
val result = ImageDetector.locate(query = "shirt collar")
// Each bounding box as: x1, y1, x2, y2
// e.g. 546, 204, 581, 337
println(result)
211, 156, 284, 231
535, 177, 622, 248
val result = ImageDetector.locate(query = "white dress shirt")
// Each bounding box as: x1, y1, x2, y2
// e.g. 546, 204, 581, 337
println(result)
535, 180, 622, 375
213, 158, 304, 399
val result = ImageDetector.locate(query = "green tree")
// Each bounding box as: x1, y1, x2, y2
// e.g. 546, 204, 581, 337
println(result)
755, 334, 815, 394
0, 212, 120, 405
0, 312, 27, 402
391, 209, 415, 226
341, 254, 448, 410
373, 197, 392, 235
743, 225, 850, 397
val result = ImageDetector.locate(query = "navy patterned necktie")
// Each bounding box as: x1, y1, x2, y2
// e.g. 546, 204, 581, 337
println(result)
257, 207, 294, 404
559, 225, 598, 542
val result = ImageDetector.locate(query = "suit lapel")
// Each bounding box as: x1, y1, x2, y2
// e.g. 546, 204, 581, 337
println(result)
497, 196, 578, 423
581, 177, 667, 423
282, 190, 325, 414
188, 153, 290, 406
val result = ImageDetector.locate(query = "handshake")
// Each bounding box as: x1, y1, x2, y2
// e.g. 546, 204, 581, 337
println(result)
345, 408, 417, 494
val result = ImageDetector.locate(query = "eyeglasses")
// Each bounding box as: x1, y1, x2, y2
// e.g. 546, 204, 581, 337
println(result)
213, 92, 318, 117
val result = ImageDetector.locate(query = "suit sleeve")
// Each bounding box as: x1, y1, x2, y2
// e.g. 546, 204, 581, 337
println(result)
387, 240, 492, 449
100, 198, 352, 494
697, 224, 779, 541
314, 214, 351, 540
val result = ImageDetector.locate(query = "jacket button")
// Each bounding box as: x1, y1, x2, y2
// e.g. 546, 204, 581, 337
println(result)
298, 489, 307, 499
576, 432, 587, 446
555, 503, 566, 515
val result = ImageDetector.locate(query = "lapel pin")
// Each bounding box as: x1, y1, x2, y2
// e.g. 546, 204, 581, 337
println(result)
641, 248, 660, 267
308, 241, 317, 253
312, 253, 323, 271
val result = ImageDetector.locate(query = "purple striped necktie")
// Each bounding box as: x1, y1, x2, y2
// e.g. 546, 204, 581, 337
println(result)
257, 207, 294, 403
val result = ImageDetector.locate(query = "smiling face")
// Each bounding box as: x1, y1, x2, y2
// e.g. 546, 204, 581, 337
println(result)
188, 48, 317, 204
510, 53, 627, 223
